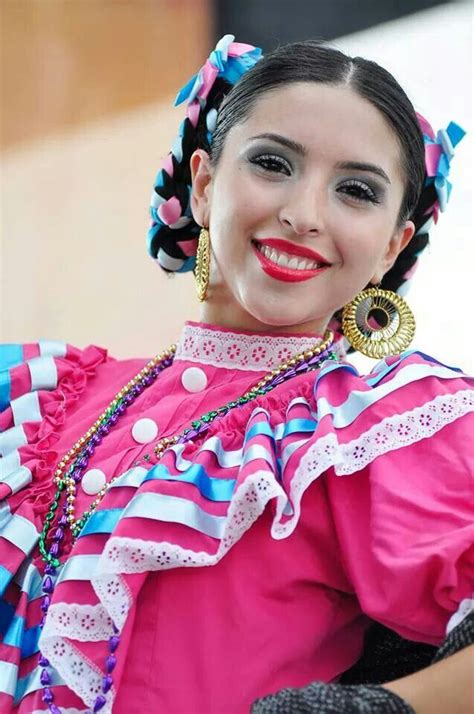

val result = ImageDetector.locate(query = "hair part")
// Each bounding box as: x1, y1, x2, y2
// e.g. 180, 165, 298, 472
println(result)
208, 41, 425, 228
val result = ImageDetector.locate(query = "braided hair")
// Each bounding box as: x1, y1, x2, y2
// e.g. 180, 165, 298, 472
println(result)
148, 37, 464, 330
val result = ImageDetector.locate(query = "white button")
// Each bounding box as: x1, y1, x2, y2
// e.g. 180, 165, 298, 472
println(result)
181, 367, 208, 393
82, 469, 107, 496
131, 417, 159, 444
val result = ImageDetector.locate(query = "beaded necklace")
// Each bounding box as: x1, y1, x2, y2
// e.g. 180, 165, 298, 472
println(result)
37, 330, 336, 714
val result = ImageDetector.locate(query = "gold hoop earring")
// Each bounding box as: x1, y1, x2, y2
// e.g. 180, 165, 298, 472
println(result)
342, 286, 415, 358
195, 227, 210, 302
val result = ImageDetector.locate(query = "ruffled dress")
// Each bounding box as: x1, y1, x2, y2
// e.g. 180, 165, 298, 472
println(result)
0, 322, 473, 714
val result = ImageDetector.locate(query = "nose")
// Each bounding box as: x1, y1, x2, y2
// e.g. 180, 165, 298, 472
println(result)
279, 181, 325, 237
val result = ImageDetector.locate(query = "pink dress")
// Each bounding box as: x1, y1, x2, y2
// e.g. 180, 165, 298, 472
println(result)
0, 322, 473, 714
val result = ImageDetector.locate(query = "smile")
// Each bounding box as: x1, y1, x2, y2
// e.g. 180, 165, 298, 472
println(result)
252, 240, 331, 283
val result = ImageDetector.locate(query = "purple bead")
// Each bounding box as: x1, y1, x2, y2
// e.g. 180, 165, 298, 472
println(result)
115, 403, 126, 415
163, 357, 173, 367
76, 456, 89, 469
108, 635, 120, 653
58, 514, 68, 527
50, 705, 61, 714
84, 443, 95, 456
49, 542, 60, 557
197, 423, 209, 434
109, 412, 119, 425
151, 367, 160, 378
93, 695, 107, 712
42, 576, 54, 594
53, 526, 64, 542
40, 614, 47, 627
41, 596, 51, 613
105, 654, 116, 673
183, 428, 198, 440
102, 674, 113, 693
45, 563, 57, 575
42, 687, 53, 703
91, 433, 102, 445
40, 668, 51, 685
100, 423, 111, 436
39, 655, 50, 667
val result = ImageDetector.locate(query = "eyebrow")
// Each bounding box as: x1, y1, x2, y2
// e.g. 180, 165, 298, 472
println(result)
248, 133, 391, 184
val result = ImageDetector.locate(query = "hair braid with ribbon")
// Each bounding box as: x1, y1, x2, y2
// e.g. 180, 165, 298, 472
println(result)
147, 35, 465, 331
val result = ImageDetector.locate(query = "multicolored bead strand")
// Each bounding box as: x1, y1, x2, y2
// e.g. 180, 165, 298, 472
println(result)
36, 331, 335, 713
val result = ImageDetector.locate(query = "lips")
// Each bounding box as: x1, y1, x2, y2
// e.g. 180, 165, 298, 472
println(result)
252, 239, 331, 283
256, 238, 330, 265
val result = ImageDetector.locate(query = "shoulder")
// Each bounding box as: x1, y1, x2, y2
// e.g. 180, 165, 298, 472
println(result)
310, 349, 473, 430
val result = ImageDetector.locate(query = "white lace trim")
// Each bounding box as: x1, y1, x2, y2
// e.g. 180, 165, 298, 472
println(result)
39, 630, 115, 714
447, 598, 474, 634
175, 323, 333, 371
271, 389, 474, 538
41, 602, 115, 641
93, 469, 285, 628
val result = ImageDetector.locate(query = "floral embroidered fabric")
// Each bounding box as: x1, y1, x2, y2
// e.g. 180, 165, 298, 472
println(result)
0, 323, 473, 714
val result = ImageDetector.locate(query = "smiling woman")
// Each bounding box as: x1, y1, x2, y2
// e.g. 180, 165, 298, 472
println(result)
0, 35, 473, 714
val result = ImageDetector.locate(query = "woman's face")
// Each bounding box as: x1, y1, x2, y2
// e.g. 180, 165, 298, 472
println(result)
190, 82, 415, 334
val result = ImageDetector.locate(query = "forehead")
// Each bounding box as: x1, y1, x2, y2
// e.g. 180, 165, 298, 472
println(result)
227, 82, 402, 178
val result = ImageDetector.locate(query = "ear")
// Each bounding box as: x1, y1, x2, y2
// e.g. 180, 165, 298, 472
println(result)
370, 220, 416, 284
190, 149, 213, 228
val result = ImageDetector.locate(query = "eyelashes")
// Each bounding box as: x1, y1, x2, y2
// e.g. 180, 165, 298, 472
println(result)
249, 153, 292, 175
339, 179, 381, 204
248, 152, 382, 204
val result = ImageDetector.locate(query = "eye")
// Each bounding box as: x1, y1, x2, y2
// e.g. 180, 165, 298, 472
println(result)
249, 153, 292, 176
339, 179, 380, 204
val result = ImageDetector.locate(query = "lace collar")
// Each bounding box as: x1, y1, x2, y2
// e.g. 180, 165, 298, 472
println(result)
175, 321, 337, 372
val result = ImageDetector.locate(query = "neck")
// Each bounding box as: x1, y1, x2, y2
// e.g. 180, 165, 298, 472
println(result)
199, 301, 331, 337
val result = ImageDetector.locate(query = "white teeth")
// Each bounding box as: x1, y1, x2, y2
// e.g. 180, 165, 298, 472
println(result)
257, 243, 323, 271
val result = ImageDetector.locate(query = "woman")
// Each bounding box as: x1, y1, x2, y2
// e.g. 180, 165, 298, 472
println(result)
0, 36, 472, 714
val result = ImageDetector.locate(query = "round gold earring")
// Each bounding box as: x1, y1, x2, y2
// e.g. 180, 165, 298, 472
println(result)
342, 286, 415, 358
194, 227, 211, 302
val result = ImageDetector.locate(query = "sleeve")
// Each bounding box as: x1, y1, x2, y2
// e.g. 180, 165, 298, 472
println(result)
278, 350, 474, 646
0, 341, 108, 711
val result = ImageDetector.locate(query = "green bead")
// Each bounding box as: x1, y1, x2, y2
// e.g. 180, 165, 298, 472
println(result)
201, 414, 212, 423
191, 420, 202, 429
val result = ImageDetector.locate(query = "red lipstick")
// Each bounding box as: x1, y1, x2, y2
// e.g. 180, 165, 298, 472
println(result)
252, 240, 331, 283
256, 238, 330, 265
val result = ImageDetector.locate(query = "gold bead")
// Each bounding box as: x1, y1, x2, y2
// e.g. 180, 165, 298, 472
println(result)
66, 505, 74, 514
67, 515, 75, 523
